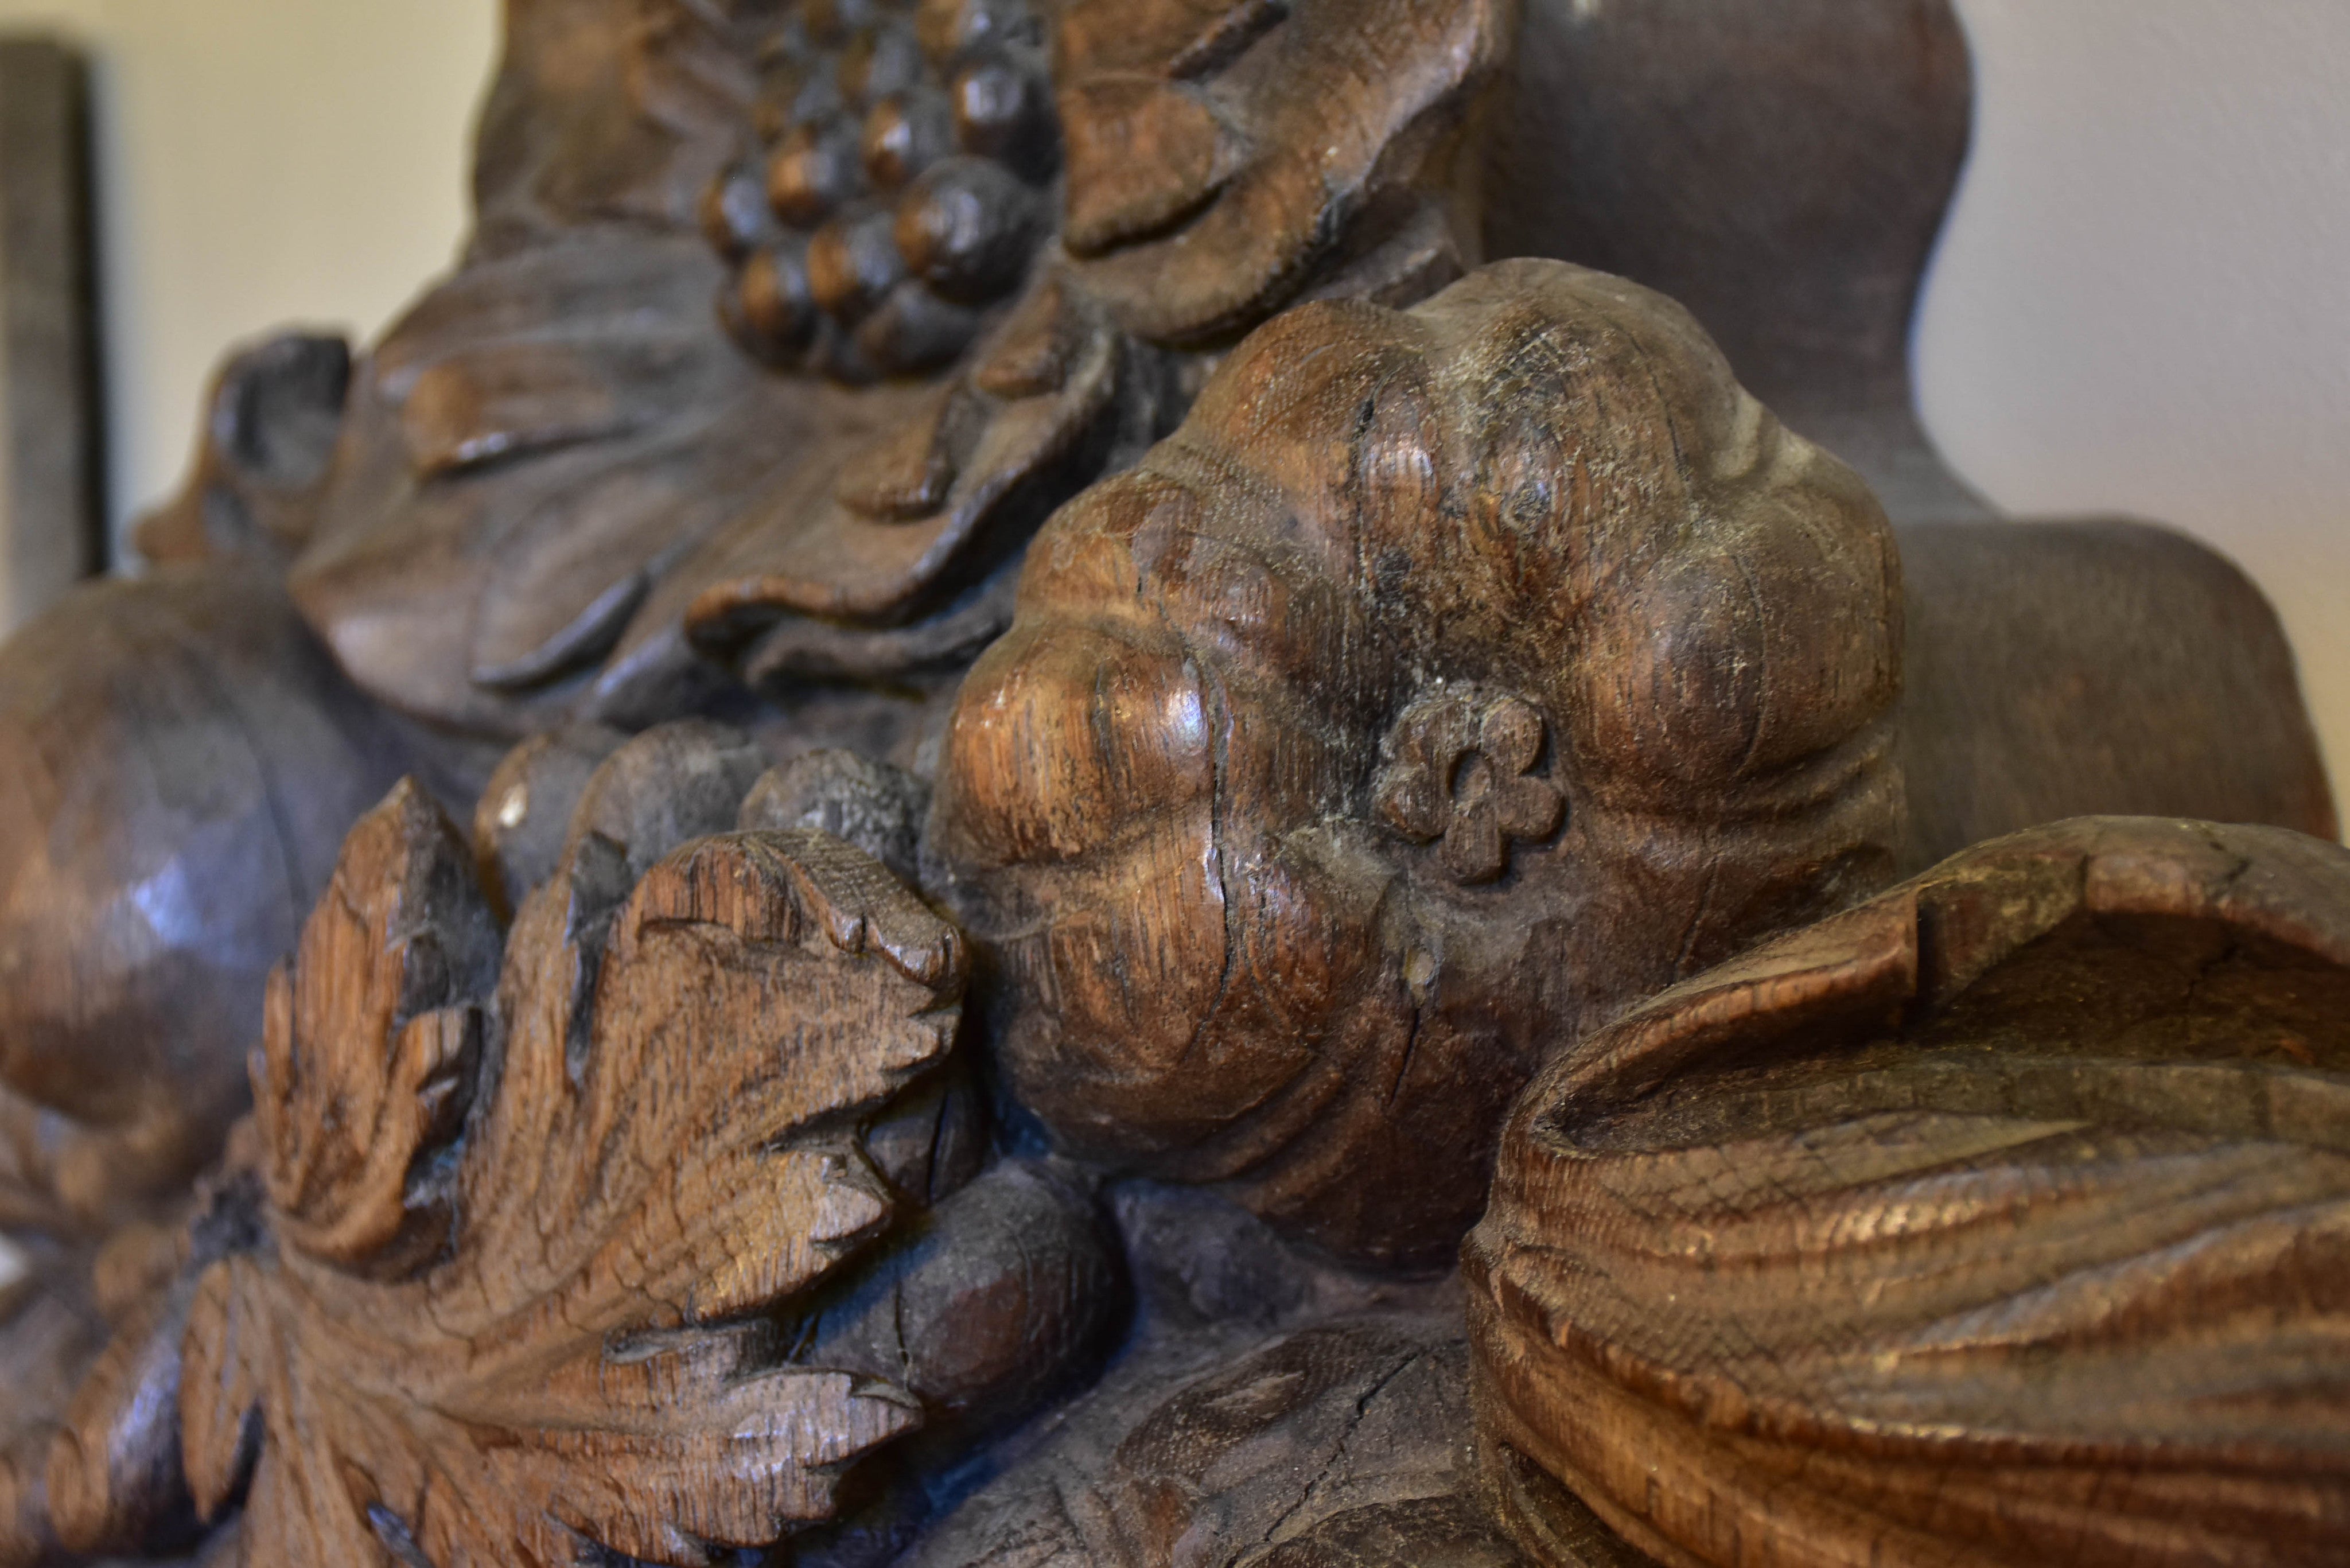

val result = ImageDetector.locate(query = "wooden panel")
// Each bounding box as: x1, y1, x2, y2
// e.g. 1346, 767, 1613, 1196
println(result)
0, 38, 99, 636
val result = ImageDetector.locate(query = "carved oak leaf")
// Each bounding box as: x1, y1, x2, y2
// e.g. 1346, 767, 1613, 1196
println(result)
176, 780, 966, 1566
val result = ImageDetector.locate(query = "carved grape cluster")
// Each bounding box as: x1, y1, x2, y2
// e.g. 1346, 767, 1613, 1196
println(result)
705, 0, 1060, 382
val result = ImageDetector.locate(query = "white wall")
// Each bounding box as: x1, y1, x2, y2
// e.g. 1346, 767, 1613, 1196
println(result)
0, 0, 2339, 800
1922, 0, 2350, 800
0, 0, 496, 558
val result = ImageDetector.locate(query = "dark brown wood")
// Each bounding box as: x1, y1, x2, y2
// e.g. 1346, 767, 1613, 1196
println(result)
0, 5, 2345, 1566
911, 1315, 1514, 1568
7, 724, 1125, 1566
0, 1240, 109, 1568
1469, 816, 2350, 1568
281, 0, 1516, 749
1487, 0, 1979, 521
930, 258, 1907, 1270
133, 333, 351, 569
1897, 519, 2339, 869
1482, 0, 2339, 861
158, 787, 959, 1565
892, 1177, 1519, 1568
0, 567, 409, 1241
0, 38, 101, 636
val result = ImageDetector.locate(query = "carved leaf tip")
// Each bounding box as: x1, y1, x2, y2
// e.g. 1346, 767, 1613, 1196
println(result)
254, 778, 501, 1276
169, 772, 974, 1566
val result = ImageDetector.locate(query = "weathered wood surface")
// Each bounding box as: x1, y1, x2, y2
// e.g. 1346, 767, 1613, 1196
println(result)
1484, 0, 2338, 862
1488, 0, 1978, 523
0, 0, 2330, 1262
281, 0, 1515, 749
1470, 816, 2350, 1567
0, 5, 2344, 1565
889, 1177, 1520, 1568
932, 258, 1905, 1269
6, 724, 1122, 1566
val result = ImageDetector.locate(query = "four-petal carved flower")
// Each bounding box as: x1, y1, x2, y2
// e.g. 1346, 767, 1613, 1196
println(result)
1374, 688, 1566, 884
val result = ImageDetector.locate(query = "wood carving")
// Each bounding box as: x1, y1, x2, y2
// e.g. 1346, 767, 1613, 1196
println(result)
931, 257, 1903, 1268
1469, 816, 2350, 1568
277, 0, 1512, 757
7, 722, 1120, 1567
894, 1179, 1523, 1568
131, 332, 352, 569
911, 1315, 1518, 1568
0, 5, 2345, 1567
0, 566, 407, 1240
175, 785, 953, 1565
1, 0, 2332, 1305
1493, 0, 2336, 866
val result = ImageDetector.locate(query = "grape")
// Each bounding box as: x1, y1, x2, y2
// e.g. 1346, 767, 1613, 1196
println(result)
863, 88, 956, 189
710, 0, 1060, 382
808, 202, 911, 320
768, 118, 865, 224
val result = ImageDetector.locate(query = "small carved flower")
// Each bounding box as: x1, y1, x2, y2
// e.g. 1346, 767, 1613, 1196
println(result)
1373, 688, 1566, 884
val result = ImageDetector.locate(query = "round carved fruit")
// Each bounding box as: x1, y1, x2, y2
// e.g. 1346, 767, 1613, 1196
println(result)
932, 259, 1904, 1267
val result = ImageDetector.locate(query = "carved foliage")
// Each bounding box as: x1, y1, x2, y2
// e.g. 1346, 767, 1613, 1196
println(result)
1055, 0, 1515, 343
286, 0, 1528, 744
1469, 816, 2350, 1568
173, 781, 967, 1565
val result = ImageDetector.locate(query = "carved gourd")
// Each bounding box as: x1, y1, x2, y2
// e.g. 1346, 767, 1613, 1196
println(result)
932, 258, 1904, 1267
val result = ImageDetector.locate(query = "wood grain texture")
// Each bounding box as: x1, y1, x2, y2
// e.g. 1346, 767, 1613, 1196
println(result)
14, 723, 1126, 1567
892, 1177, 1526, 1568
1487, 0, 1975, 516
5, 8, 2349, 1566
1055, 0, 1512, 344
172, 781, 966, 1567
1482, 0, 2339, 857
910, 1316, 1519, 1568
931, 257, 1904, 1268
0, 1242, 108, 1568
281, 0, 1524, 746
1469, 816, 2350, 1568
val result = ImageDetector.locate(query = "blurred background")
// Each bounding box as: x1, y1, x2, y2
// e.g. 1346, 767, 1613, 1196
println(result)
0, 0, 2336, 796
